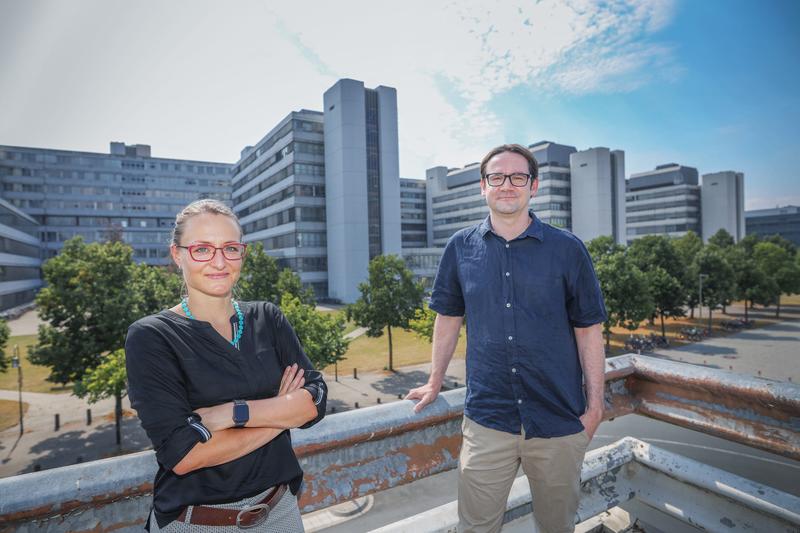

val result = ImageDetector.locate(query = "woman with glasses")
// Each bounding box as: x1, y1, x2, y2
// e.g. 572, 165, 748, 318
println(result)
125, 199, 326, 532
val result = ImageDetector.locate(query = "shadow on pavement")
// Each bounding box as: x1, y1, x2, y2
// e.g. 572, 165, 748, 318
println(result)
326, 398, 350, 413
21, 418, 150, 475
371, 370, 430, 396
732, 332, 799, 342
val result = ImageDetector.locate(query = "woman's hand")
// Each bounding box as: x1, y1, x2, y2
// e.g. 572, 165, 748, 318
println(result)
279, 363, 305, 396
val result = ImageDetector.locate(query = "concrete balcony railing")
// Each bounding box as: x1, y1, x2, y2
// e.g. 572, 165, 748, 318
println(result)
1, 355, 799, 532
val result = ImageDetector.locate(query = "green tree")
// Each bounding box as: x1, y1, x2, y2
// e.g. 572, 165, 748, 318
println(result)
347, 255, 425, 371
764, 234, 797, 257
409, 303, 437, 343
693, 247, 736, 330
237, 242, 314, 305
586, 235, 624, 263
30, 238, 141, 385
0, 319, 10, 372
280, 294, 349, 369
74, 348, 127, 449
238, 242, 281, 303
673, 231, 704, 317
737, 233, 761, 257
276, 268, 315, 306
627, 235, 687, 334
594, 252, 654, 348
131, 262, 182, 317
708, 229, 736, 250
754, 242, 800, 317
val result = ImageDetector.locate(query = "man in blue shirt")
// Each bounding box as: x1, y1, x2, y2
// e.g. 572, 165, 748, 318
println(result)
407, 144, 607, 533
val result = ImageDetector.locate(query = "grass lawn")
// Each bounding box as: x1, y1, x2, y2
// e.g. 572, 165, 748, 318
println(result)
0, 335, 71, 393
0, 399, 29, 432
325, 326, 467, 374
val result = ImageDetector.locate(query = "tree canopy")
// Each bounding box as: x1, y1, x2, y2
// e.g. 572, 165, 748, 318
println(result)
347, 254, 425, 370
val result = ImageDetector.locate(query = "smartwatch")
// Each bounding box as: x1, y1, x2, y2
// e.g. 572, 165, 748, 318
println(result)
232, 399, 249, 428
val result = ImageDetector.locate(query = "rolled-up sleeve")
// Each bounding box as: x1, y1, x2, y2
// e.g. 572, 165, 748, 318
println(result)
566, 240, 608, 327
125, 322, 204, 471
271, 305, 327, 429
429, 236, 465, 317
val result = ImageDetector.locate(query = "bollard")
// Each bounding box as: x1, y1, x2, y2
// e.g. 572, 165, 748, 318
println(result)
54, 413, 60, 431
76, 456, 83, 464
330, 406, 336, 413
397, 393, 402, 399
86, 408, 92, 426
353, 368, 358, 380
377, 398, 381, 404
354, 402, 359, 409
33, 464, 41, 472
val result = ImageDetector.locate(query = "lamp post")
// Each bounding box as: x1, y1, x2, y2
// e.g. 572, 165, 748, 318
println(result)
699, 273, 709, 328
10, 344, 23, 435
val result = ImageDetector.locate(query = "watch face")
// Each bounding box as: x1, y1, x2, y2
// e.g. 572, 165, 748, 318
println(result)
233, 401, 249, 425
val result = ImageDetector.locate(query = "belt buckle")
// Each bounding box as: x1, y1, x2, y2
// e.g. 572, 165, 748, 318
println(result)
236, 503, 270, 529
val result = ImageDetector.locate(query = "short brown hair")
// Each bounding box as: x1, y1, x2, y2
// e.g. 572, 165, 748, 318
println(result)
171, 199, 242, 246
480, 144, 539, 180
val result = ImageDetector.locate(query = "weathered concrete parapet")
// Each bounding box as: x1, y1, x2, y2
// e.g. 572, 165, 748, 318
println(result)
374, 437, 800, 532
0, 355, 798, 532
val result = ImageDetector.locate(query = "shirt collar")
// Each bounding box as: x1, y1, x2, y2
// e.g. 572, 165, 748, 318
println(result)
479, 210, 544, 241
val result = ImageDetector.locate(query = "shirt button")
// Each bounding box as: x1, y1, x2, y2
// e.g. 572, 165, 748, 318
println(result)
508, 336, 513, 341
505, 272, 510, 277
511, 368, 517, 373
517, 399, 523, 404
506, 303, 511, 308
505, 243, 510, 248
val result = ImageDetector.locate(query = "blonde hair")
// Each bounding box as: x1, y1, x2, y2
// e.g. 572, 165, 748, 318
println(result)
171, 199, 242, 246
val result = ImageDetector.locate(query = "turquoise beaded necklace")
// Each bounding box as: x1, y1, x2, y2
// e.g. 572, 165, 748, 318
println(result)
181, 298, 244, 346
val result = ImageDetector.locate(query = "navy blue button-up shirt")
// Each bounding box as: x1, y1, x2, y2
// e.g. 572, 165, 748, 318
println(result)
429, 212, 607, 438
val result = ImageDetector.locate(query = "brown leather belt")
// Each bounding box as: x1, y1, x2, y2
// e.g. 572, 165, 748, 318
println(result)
176, 484, 288, 529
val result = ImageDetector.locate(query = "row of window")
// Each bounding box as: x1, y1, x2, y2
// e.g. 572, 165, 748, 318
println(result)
433, 198, 484, 215
0, 288, 39, 312
626, 187, 699, 202
232, 119, 321, 176
432, 186, 480, 204
401, 223, 427, 231
3, 182, 216, 200
234, 163, 325, 205
0, 168, 228, 188
433, 212, 486, 227
627, 200, 700, 213
627, 212, 699, 224
276, 256, 327, 273
237, 184, 326, 218
400, 191, 426, 199
42, 230, 168, 244
626, 223, 700, 236
0, 209, 38, 235
0, 237, 40, 258
0, 265, 42, 282
0, 153, 228, 175
255, 231, 328, 251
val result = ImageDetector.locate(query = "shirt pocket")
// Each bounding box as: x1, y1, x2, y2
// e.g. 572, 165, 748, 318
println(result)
519, 275, 564, 321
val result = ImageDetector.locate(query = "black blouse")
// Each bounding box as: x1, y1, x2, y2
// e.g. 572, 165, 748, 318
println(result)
125, 301, 327, 528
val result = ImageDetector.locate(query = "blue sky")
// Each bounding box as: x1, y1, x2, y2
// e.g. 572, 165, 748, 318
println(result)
0, 0, 797, 209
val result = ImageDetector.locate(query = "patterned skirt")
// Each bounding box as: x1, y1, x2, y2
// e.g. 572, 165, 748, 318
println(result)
148, 487, 304, 533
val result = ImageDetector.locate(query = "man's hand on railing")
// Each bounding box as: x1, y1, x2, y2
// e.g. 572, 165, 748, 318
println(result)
405, 381, 442, 413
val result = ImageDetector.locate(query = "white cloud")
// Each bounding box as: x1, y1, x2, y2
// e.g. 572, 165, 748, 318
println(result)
0, 0, 679, 177
272, 0, 679, 175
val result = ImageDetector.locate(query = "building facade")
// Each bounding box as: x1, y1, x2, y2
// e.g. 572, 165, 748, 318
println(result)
701, 171, 745, 242
0, 143, 231, 265
0, 198, 42, 313
399, 178, 427, 248
529, 141, 576, 230
231, 110, 329, 297
323, 79, 401, 302
745, 205, 800, 246
570, 147, 626, 244
626, 163, 701, 243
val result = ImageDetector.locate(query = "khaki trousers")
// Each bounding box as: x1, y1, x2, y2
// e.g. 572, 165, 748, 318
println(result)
458, 416, 589, 533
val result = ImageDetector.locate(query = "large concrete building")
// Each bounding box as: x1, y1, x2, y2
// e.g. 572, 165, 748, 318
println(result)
323, 79, 401, 302
399, 178, 427, 248
0, 143, 231, 265
231, 110, 329, 297
745, 205, 800, 246
626, 163, 701, 243
701, 171, 745, 242
0, 197, 42, 313
529, 141, 576, 230
570, 147, 626, 244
